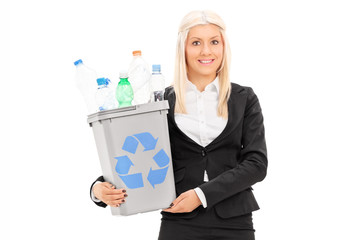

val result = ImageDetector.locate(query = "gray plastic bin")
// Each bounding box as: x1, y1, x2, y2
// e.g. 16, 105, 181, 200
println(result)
87, 101, 176, 216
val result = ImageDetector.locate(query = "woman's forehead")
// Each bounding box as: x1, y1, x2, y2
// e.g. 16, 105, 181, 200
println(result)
188, 24, 221, 39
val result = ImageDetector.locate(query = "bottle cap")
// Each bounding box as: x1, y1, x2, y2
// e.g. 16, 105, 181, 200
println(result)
119, 72, 128, 79
152, 64, 161, 72
74, 59, 83, 66
132, 50, 142, 56
96, 78, 108, 86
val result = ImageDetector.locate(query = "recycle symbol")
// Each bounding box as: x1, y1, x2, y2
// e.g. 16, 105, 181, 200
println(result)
114, 132, 170, 189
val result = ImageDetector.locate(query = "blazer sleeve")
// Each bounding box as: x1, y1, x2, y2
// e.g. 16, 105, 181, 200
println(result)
90, 176, 107, 208
199, 87, 268, 209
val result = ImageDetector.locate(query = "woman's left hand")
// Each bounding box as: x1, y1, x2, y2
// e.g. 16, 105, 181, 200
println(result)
163, 189, 201, 213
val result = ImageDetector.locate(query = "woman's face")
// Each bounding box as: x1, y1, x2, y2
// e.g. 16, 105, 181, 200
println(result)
185, 24, 224, 81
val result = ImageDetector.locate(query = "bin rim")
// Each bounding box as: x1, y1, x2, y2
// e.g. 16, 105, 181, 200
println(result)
87, 100, 170, 125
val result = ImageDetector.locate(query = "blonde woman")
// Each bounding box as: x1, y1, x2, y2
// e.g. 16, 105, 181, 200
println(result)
91, 10, 267, 240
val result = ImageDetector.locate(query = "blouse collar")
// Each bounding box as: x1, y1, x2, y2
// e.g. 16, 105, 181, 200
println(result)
185, 76, 220, 95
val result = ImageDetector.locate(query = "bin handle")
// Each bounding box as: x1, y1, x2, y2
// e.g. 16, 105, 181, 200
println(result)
119, 105, 136, 112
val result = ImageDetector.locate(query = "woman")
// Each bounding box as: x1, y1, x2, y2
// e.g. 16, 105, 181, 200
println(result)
91, 10, 267, 240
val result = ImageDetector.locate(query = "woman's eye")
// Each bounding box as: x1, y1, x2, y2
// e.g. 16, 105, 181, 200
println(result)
192, 41, 201, 46
211, 40, 219, 45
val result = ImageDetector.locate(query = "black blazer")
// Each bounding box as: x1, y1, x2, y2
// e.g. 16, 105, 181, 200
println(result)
91, 83, 267, 219
162, 83, 267, 219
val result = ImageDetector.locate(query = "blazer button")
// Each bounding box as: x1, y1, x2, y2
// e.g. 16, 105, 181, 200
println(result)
201, 150, 206, 157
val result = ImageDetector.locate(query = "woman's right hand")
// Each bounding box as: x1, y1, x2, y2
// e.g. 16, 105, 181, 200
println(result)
93, 182, 128, 207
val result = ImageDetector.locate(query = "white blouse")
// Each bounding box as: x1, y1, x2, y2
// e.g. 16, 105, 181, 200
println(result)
175, 77, 227, 147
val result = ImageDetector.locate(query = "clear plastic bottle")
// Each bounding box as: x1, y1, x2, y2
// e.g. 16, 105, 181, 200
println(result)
116, 72, 134, 108
73, 59, 98, 114
128, 50, 150, 105
95, 78, 117, 111
150, 64, 165, 102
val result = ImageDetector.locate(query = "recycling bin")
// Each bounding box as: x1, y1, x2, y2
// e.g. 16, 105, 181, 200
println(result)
87, 101, 176, 216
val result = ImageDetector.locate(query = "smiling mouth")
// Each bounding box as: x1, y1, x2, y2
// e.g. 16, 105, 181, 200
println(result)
198, 59, 215, 64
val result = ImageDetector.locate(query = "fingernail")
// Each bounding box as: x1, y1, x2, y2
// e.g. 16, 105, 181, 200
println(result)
116, 204, 119, 207
122, 189, 126, 193
122, 199, 125, 203
124, 194, 128, 197
169, 203, 174, 207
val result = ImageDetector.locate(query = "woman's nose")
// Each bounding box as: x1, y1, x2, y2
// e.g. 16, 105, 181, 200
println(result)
200, 43, 211, 55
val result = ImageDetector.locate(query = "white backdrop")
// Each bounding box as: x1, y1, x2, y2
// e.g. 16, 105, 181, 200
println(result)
0, 0, 359, 239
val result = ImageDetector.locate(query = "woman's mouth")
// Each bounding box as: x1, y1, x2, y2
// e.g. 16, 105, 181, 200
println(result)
198, 59, 215, 65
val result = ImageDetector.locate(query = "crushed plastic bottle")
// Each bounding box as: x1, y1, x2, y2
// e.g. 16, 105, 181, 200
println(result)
73, 59, 98, 114
128, 50, 150, 105
95, 78, 117, 111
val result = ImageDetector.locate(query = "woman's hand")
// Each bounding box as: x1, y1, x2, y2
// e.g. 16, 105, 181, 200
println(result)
162, 190, 201, 213
93, 182, 127, 207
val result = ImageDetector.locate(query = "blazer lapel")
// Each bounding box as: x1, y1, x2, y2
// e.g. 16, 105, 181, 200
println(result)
206, 83, 246, 148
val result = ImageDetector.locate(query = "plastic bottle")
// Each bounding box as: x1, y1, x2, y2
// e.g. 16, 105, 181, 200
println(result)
73, 59, 98, 114
150, 64, 165, 102
95, 78, 117, 111
128, 50, 150, 105
116, 72, 134, 108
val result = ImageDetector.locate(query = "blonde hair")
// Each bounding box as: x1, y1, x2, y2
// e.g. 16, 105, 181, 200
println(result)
173, 10, 231, 118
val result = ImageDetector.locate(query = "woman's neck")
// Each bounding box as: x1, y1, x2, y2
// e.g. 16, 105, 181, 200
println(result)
187, 73, 217, 92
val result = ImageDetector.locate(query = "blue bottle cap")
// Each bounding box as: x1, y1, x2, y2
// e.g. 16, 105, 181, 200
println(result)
97, 78, 107, 86
152, 64, 161, 72
74, 59, 83, 66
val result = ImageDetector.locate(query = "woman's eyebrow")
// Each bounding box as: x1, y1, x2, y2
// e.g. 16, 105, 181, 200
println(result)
210, 35, 221, 39
189, 37, 201, 40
